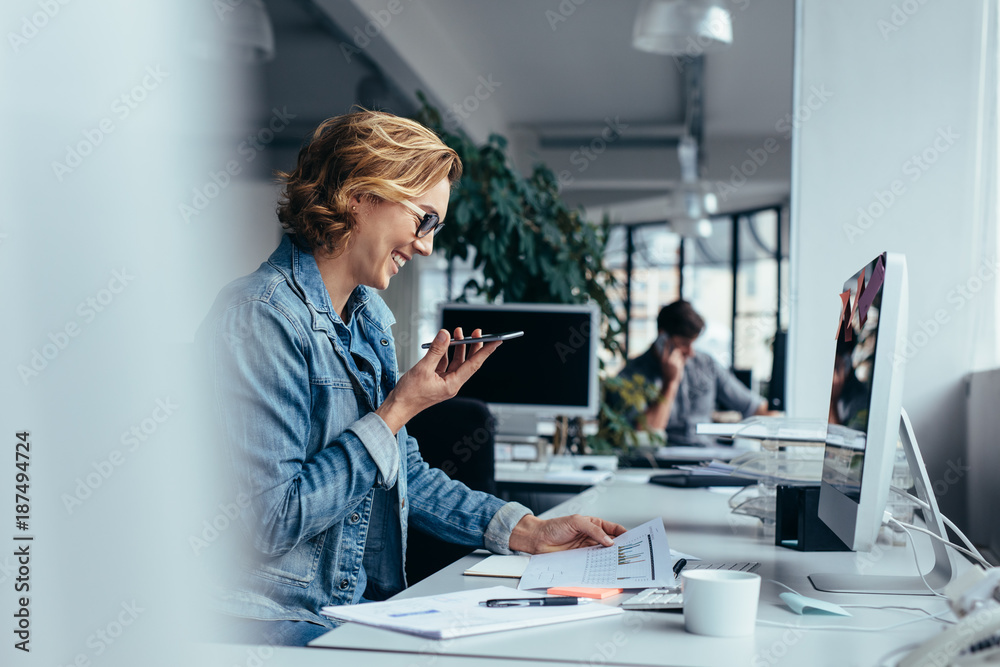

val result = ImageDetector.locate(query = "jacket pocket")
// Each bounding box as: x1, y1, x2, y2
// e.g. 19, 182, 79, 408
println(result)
251, 530, 327, 587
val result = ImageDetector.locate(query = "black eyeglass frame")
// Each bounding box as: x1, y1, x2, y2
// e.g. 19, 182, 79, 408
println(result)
400, 200, 443, 238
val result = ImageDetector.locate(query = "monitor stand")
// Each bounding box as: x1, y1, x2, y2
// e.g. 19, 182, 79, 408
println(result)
809, 408, 957, 595
492, 410, 541, 439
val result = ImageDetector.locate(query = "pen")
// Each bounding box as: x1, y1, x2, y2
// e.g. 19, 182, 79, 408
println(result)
672, 558, 688, 578
480, 596, 580, 608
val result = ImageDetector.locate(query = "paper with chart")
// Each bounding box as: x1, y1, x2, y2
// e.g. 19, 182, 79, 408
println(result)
517, 518, 675, 590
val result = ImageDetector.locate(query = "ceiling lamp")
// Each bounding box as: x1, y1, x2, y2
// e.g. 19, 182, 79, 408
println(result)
632, 0, 733, 56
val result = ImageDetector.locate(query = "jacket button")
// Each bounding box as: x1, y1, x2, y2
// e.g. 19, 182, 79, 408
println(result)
339, 579, 350, 590
350, 513, 360, 524
380, 338, 389, 346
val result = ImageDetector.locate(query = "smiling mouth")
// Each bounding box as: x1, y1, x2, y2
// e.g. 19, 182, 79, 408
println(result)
391, 251, 408, 269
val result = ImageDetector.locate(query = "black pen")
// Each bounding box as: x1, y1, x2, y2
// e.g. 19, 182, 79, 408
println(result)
672, 558, 688, 578
480, 596, 581, 608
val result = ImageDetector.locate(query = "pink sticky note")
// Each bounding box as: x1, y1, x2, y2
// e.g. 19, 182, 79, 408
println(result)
858, 255, 885, 326
547, 586, 623, 599
836, 290, 851, 340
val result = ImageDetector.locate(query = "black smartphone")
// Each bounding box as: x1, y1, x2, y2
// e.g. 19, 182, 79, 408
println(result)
420, 331, 524, 349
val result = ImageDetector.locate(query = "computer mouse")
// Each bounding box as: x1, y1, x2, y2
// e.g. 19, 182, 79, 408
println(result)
581, 465, 598, 471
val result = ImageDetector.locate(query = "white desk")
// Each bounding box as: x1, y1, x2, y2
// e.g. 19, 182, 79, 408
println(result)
310, 473, 964, 666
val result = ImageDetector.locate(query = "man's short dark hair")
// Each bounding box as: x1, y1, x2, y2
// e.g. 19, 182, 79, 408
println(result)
657, 301, 705, 338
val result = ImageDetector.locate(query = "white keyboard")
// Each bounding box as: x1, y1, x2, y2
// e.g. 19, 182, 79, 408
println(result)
620, 562, 761, 611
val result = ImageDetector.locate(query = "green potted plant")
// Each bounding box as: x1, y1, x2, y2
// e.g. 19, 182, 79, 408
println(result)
414, 94, 661, 455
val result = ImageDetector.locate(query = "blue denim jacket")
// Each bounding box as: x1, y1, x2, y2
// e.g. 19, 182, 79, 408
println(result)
202, 236, 532, 629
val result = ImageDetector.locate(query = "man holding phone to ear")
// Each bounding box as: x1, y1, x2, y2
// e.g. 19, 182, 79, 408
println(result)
617, 301, 771, 446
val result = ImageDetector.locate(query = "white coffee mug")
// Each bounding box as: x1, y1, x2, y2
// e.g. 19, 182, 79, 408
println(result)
681, 570, 761, 637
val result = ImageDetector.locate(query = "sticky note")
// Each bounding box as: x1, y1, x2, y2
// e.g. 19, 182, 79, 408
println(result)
835, 290, 851, 340
779, 592, 852, 616
547, 586, 623, 599
858, 255, 885, 326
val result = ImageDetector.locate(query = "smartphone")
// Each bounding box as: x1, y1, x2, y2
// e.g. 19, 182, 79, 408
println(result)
420, 331, 524, 349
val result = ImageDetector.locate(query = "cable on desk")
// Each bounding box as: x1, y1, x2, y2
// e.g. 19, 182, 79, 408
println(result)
887, 513, 992, 569
765, 579, 955, 625
756, 610, 953, 633
890, 486, 987, 565
881, 518, 951, 599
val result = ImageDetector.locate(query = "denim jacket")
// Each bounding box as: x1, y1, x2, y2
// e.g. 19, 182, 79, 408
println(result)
202, 235, 532, 629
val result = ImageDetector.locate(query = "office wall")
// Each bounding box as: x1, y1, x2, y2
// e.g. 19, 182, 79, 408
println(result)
788, 0, 997, 526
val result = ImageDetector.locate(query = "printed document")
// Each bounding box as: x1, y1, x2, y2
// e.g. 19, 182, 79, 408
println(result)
320, 586, 621, 639
517, 518, 674, 590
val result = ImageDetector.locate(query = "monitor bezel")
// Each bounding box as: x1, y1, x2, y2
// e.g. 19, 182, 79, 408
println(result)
817, 252, 909, 552
436, 301, 602, 420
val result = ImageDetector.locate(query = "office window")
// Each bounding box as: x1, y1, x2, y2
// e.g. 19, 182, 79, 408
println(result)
608, 205, 787, 394
681, 216, 735, 368
733, 209, 788, 395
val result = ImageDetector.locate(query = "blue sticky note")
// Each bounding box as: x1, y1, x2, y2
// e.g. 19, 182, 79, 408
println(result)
779, 592, 852, 616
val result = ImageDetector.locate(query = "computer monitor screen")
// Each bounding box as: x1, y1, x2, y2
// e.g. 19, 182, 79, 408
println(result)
437, 303, 600, 425
817, 252, 908, 552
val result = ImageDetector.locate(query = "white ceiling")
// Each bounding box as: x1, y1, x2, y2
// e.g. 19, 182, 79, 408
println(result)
261, 0, 796, 221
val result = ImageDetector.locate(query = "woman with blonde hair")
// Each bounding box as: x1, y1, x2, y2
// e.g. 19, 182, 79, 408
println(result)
202, 110, 625, 645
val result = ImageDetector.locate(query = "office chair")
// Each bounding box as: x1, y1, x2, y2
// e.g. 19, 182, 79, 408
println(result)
403, 397, 497, 585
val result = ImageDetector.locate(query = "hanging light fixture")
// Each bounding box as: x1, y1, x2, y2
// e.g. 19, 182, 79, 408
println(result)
632, 0, 733, 56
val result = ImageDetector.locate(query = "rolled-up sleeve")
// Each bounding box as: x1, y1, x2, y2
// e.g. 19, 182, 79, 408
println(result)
347, 412, 399, 488
483, 502, 533, 554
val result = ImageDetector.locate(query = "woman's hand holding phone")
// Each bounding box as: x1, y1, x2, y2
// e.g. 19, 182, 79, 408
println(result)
375, 327, 501, 434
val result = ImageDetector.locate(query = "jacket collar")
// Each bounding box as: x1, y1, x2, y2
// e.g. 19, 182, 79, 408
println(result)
268, 235, 396, 331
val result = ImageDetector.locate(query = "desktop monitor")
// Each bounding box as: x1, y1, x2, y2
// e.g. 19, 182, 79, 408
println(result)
437, 302, 600, 435
811, 252, 958, 595
817, 251, 908, 553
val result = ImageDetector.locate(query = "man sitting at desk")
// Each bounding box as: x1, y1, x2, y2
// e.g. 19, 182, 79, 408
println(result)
618, 301, 770, 446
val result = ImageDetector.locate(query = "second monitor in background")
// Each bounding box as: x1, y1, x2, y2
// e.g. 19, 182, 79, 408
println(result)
438, 303, 600, 437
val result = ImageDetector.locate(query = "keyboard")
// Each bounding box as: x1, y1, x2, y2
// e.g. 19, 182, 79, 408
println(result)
620, 561, 761, 611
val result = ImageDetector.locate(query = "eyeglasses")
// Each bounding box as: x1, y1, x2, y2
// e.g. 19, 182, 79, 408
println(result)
400, 200, 443, 238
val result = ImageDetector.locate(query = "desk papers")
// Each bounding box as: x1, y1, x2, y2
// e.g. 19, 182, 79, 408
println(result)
517, 518, 675, 591
463, 555, 530, 578
320, 586, 622, 639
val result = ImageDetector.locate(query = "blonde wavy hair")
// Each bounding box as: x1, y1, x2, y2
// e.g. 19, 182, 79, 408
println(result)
277, 110, 462, 256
